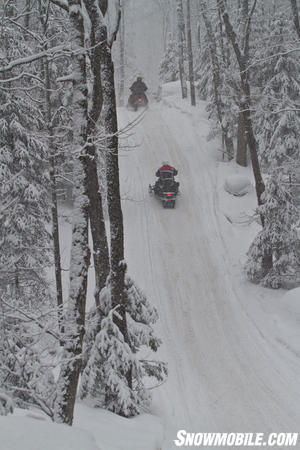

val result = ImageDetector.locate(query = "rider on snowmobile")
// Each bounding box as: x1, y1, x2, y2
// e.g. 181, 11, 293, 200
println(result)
154, 162, 179, 194
129, 77, 148, 104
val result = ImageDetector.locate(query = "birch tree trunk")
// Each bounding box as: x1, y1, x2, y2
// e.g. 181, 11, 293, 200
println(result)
43, 54, 64, 332
39, 2, 65, 333
186, 0, 196, 106
54, 0, 90, 425
176, 0, 187, 99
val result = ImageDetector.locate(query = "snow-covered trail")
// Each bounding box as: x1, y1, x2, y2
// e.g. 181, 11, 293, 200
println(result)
119, 87, 300, 449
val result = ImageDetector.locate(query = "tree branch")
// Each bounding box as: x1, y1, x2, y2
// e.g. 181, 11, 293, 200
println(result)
0, 44, 71, 72
49, 0, 69, 12
109, 2, 121, 49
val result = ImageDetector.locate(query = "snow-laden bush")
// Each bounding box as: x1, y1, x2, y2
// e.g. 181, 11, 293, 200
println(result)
80, 276, 167, 416
80, 308, 150, 417
0, 293, 58, 416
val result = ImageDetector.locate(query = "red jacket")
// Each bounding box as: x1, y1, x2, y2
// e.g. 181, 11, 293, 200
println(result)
156, 165, 178, 177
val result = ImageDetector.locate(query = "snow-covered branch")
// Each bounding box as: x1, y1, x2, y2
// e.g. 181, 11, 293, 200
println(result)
0, 72, 44, 84
0, 45, 72, 73
49, 0, 69, 12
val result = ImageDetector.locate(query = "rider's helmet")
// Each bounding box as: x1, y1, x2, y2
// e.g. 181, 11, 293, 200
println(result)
137, 76, 142, 82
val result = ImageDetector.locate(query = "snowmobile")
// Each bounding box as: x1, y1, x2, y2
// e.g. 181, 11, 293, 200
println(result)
127, 92, 148, 111
149, 177, 179, 209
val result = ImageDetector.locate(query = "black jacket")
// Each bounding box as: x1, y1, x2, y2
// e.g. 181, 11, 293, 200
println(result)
130, 80, 148, 93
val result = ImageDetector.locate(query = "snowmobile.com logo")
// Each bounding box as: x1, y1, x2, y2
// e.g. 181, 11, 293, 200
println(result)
174, 431, 298, 447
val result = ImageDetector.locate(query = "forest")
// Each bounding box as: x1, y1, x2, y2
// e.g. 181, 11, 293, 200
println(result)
0, 0, 300, 448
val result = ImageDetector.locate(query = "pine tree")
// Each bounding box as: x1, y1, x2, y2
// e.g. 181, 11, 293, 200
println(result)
159, 33, 179, 83
80, 308, 150, 417
246, 14, 300, 288
80, 277, 166, 417
0, 90, 51, 293
245, 173, 300, 288
256, 16, 300, 172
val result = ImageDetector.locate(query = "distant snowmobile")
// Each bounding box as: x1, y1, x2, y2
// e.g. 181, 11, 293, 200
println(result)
127, 77, 148, 111
149, 163, 180, 209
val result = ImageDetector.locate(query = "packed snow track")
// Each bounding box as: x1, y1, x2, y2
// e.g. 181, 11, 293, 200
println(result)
119, 88, 300, 450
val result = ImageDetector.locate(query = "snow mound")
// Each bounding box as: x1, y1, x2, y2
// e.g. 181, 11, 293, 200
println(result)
273, 288, 300, 356
224, 175, 252, 196
281, 288, 300, 318
75, 403, 164, 450
1, 412, 100, 450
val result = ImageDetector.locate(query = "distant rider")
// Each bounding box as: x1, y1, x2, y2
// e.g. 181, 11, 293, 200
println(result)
130, 77, 148, 103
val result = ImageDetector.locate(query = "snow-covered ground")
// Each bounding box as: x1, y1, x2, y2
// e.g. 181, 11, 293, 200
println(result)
119, 82, 300, 448
3, 82, 300, 449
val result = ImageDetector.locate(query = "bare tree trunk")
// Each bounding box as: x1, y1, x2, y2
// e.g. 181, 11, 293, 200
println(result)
101, 35, 129, 339
84, 0, 110, 307
236, 112, 247, 167
24, 0, 30, 31
54, 0, 90, 425
118, 3, 125, 106
290, 0, 300, 39
186, 0, 196, 106
176, 0, 187, 98
196, 0, 201, 51
200, 1, 234, 160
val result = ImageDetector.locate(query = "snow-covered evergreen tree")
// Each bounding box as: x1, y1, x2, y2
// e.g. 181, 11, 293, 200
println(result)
245, 173, 300, 288
80, 276, 166, 416
80, 307, 150, 416
256, 16, 300, 172
0, 292, 57, 416
246, 14, 300, 288
194, 31, 211, 101
159, 33, 179, 83
0, 90, 51, 294
0, 19, 51, 295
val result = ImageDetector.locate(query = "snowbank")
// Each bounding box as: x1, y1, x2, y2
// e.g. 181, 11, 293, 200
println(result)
1, 405, 164, 450
75, 403, 164, 450
269, 287, 300, 358
224, 174, 252, 196
1, 410, 99, 450
281, 287, 300, 317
